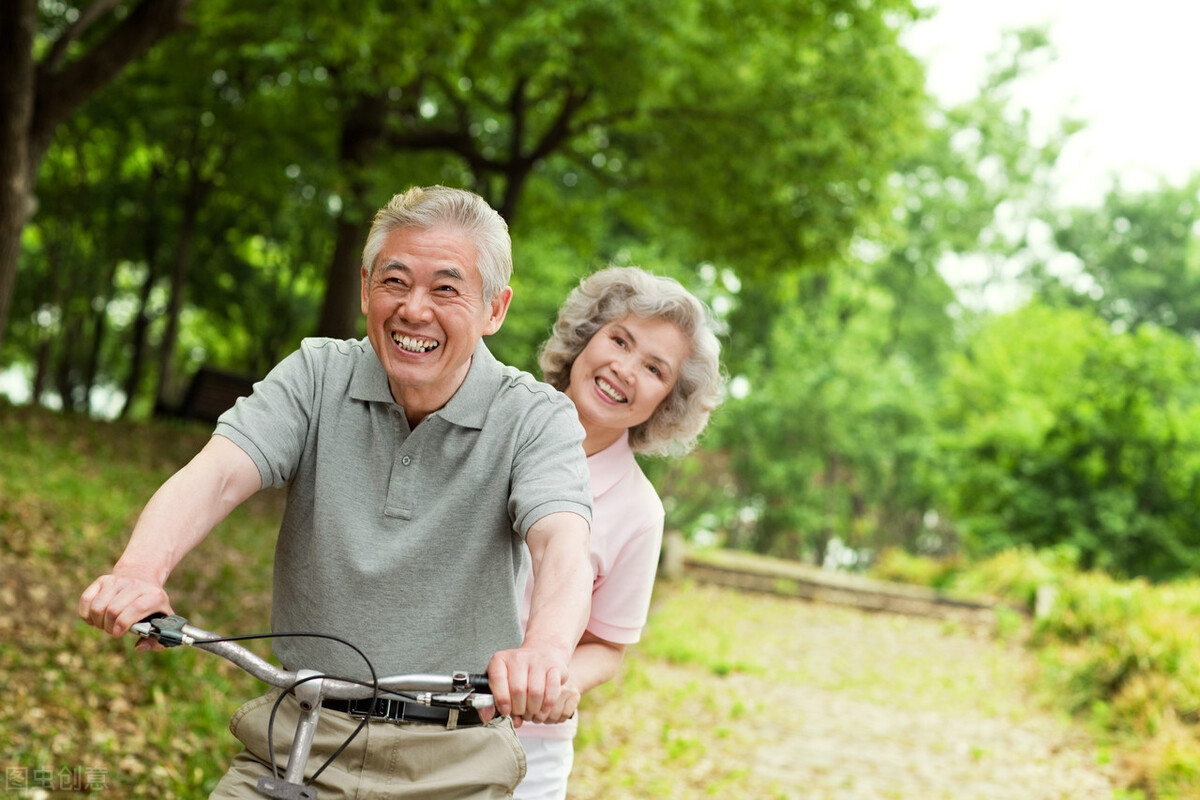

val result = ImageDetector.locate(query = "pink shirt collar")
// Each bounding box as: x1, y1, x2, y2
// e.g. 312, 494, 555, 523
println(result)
587, 429, 637, 496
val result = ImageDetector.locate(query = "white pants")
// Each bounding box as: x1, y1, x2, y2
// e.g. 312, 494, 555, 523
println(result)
513, 737, 575, 800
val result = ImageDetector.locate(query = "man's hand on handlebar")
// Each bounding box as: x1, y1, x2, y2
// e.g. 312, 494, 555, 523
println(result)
78, 572, 173, 651
486, 644, 571, 727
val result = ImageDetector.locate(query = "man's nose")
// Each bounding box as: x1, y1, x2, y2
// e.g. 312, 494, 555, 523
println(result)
399, 288, 434, 321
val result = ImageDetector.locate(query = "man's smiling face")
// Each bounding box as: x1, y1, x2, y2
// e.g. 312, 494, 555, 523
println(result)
361, 224, 511, 422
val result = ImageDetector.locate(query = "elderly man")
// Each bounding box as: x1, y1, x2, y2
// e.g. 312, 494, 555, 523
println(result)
79, 186, 593, 799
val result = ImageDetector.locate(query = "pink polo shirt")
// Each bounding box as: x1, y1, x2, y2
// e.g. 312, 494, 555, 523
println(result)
518, 430, 665, 740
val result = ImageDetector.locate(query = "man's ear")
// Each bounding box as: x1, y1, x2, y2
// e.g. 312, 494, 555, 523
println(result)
484, 286, 514, 335
360, 267, 371, 315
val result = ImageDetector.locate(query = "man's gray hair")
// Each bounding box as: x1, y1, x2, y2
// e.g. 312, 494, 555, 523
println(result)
361, 186, 512, 301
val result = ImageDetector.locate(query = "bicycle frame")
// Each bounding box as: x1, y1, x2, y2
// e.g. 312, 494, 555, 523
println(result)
131, 614, 493, 800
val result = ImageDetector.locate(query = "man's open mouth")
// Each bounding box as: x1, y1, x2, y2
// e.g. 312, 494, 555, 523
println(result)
391, 332, 440, 353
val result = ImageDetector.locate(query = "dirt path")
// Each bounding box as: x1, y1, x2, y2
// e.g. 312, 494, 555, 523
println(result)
569, 583, 1119, 799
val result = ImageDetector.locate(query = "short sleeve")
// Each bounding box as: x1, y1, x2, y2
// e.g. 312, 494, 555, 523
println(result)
507, 390, 592, 537
586, 513, 664, 644
213, 346, 315, 489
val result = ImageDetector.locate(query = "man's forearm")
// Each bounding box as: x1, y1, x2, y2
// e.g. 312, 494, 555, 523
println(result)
524, 512, 592, 659
115, 435, 260, 583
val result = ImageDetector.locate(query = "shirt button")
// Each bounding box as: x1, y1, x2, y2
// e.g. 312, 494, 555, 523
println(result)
401, 456, 411, 466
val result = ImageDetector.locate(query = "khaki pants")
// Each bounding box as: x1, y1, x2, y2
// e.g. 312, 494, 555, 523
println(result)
210, 691, 526, 800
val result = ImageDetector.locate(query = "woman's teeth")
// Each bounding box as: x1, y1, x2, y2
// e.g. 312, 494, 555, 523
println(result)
597, 377, 627, 402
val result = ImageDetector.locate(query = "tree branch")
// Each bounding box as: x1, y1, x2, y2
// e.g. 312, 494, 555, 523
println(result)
526, 86, 591, 164
42, 0, 126, 72
31, 0, 194, 159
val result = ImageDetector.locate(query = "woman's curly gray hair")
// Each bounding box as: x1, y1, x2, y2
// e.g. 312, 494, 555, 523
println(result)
539, 266, 724, 456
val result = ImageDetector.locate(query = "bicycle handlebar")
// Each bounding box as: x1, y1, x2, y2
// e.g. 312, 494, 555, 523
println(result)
131, 614, 493, 708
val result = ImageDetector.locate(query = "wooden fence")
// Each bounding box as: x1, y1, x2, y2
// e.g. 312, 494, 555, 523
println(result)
661, 534, 1002, 624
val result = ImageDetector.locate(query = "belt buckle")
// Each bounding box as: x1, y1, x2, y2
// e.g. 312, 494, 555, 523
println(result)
347, 697, 399, 721
346, 698, 372, 720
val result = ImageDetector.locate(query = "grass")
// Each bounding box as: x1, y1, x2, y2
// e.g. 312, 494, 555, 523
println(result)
1, 403, 279, 798
2, 403, 1126, 798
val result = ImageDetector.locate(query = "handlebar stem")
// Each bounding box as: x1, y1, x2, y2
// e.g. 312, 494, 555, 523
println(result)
284, 670, 325, 787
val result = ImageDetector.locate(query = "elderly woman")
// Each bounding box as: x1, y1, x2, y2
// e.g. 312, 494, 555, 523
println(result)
515, 266, 724, 800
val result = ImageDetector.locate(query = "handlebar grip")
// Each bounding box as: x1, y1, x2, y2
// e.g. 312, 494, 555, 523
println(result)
466, 673, 491, 692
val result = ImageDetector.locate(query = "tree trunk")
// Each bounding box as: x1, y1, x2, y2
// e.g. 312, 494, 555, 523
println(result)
31, 337, 51, 402
155, 166, 205, 409
0, 0, 37, 352
83, 260, 121, 414
0, 0, 193, 350
316, 214, 370, 340
119, 267, 157, 419
55, 313, 85, 412
119, 168, 165, 419
315, 92, 388, 340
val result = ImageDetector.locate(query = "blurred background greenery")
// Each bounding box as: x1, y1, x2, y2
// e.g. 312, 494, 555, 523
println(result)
4, 1, 1200, 795
6, 0, 1200, 582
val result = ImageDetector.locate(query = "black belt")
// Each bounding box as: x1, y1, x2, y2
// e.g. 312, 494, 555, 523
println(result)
321, 697, 483, 727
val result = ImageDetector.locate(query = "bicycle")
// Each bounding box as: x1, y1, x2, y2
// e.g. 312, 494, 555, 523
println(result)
131, 613, 494, 800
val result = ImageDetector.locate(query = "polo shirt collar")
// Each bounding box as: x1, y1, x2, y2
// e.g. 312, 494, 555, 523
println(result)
587, 430, 636, 495
348, 338, 396, 404
347, 337, 499, 430
435, 340, 500, 429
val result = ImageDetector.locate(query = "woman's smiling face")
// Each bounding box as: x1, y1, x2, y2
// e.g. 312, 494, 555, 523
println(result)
564, 315, 691, 454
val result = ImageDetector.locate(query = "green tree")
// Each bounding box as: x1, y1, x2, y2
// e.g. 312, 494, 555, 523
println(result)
12, 0, 933, 419
0, 0, 194, 353
263, 0, 929, 339
705, 259, 944, 563
1029, 176, 1200, 336
13, 4, 336, 413
938, 303, 1200, 580
675, 29, 1071, 562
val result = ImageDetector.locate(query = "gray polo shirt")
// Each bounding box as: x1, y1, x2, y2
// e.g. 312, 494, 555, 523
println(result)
214, 337, 591, 679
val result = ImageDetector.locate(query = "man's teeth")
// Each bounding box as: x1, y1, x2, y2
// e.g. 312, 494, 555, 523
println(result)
597, 377, 627, 402
391, 332, 439, 353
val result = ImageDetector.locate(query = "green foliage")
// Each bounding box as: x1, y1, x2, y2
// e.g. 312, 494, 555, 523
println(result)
706, 258, 946, 562
1033, 570, 1200, 797
937, 303, 1200, 579
664, 28, 1072, 565
1032, 176, 1200, 336
11, 0, 928, 418
871, 547, 961, 590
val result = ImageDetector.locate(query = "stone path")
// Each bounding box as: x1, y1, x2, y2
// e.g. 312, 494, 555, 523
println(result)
569, 583, 1118, 799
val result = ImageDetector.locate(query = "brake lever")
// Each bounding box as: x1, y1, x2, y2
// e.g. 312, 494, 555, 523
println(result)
131, 613, 193, 647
